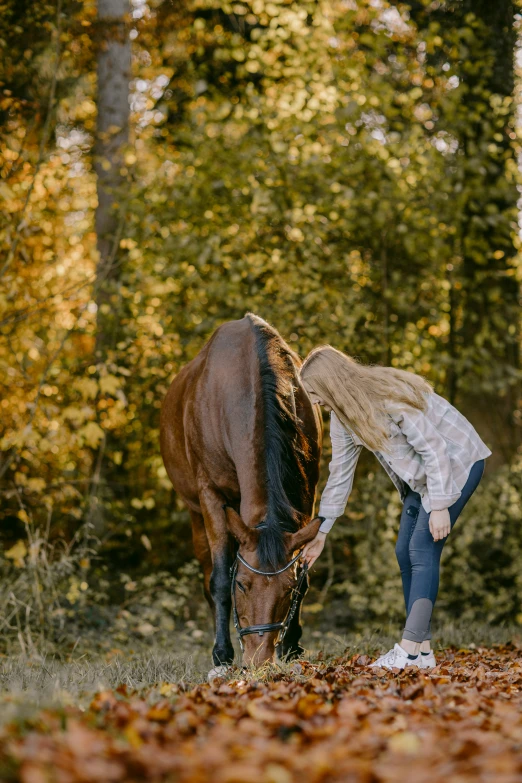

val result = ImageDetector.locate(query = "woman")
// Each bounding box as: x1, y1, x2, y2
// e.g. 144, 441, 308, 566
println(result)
300, 346, 491, 671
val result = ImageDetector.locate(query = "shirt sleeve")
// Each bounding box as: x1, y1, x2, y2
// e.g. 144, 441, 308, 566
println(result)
318, 411, 362, 533
389, 404, 461, 511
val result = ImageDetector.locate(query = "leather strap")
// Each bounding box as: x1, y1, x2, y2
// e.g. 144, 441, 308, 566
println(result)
236, 549, 303, 576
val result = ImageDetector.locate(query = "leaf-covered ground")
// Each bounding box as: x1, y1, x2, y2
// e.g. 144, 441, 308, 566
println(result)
1, 645, 522, 782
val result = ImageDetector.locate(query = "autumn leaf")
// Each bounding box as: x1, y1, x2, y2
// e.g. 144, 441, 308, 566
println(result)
1, 648, 522, 782
78, 421, 104, 448
99, 374, 121, 395
4, 540, 27, 567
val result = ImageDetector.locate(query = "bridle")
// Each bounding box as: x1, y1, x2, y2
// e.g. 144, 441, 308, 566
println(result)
230, 548, 309, 653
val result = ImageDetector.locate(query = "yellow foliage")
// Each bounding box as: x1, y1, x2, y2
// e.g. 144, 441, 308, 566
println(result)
5, 541, 28, 567
99, 374, 121, 395
74, 378, 99, 400
78, 422, 104, 448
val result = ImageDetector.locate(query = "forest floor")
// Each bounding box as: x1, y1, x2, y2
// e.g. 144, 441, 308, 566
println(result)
0, 626, 521, 782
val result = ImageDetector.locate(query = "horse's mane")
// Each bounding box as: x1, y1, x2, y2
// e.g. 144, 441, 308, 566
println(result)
246, 313, 312, 569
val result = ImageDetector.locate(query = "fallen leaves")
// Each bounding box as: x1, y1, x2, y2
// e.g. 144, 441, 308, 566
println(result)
2, 646, 522, 782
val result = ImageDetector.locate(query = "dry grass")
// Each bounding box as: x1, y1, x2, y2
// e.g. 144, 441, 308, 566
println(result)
0, 619, 517, 726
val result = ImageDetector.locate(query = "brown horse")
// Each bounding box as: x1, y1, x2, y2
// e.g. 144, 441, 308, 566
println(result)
160, 314, 322, 666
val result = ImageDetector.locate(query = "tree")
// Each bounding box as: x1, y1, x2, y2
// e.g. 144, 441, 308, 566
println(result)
451, 0, 519, 459
94, 0, 131, 355
403, 0, 520, 459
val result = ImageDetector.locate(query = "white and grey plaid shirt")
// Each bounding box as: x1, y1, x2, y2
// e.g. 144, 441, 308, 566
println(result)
318, 392, 491, 533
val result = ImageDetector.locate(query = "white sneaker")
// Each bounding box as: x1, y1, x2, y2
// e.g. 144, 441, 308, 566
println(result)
369, 643, 420, 671
418, 651, 436, 669
207, 665, 230, 683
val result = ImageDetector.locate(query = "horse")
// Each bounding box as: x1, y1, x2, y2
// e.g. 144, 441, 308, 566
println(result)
160, 314, 322, 667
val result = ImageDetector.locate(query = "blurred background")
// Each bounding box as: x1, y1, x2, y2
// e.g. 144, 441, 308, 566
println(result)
0, 0, 521, 656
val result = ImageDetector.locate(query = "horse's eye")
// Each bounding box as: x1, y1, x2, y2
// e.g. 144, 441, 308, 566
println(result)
236, 581, 246, 593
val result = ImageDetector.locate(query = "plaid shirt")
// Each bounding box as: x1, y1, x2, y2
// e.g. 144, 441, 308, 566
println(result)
318, 392, 491, 533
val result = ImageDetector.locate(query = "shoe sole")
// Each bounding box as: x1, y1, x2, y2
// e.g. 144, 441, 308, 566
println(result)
369, 662, 420, 671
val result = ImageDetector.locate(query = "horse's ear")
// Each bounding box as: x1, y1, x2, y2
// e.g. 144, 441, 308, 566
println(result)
286, 517, 322, 551
222, 505, 257, 550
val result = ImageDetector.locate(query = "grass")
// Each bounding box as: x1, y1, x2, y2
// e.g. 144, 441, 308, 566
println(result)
0, 620, 518, 725
309, 619, 521, 657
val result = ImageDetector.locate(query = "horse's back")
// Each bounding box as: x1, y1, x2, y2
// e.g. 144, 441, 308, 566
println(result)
160, 318, 257, 504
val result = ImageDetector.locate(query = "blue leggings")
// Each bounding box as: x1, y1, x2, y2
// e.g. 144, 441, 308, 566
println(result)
395, 459, 485, 642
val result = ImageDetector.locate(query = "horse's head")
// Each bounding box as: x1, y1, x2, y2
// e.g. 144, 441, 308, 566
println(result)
224, 506, 321, 666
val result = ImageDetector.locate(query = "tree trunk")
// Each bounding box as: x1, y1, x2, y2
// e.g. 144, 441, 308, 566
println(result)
90, 0, 131, 535
380, 235, 391, 367
94, 0, 131, 357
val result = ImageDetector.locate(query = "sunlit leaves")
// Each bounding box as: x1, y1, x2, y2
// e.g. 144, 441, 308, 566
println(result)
3, 648, 522, 780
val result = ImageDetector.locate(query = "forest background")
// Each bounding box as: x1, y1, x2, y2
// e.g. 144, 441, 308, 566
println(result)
1, 0, 521, 657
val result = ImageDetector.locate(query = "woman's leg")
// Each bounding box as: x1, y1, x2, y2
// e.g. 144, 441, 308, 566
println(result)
395, 490, 422, 614
402, 459, 486, 644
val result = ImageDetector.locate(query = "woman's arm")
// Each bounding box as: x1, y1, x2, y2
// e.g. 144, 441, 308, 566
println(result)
303, 413, 362, 566
317, 411, 363, 533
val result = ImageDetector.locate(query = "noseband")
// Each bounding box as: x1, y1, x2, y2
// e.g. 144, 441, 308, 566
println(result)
230, 549, 308, 653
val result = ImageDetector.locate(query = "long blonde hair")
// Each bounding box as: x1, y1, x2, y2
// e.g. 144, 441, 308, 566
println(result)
300, 346, 433, 451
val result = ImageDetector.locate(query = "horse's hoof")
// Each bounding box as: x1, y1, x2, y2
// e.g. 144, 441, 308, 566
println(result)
207, 665, 230, 683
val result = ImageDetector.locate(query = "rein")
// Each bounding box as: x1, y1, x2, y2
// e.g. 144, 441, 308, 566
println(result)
230, 549, 308, 653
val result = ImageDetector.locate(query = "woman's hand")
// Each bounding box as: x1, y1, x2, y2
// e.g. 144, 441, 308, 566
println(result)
302, 531, 327, 568
429, 508, 451, 542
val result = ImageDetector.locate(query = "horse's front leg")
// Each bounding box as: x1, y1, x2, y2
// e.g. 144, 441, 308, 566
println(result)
198, 483, 235, 667
209, 549, 235, 666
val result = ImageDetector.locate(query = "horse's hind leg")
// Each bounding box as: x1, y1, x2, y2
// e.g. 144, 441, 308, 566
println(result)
198, 483, 235, 667
190, 510, 213, 613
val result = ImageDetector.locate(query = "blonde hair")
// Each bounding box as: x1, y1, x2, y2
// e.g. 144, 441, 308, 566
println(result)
300, 346, 433, 452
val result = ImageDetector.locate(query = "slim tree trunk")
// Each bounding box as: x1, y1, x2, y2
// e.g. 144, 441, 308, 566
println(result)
380, 235, 391, 367
446, 258, 458, 406
94, 0, 130, 357
90, 0, 131, 535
